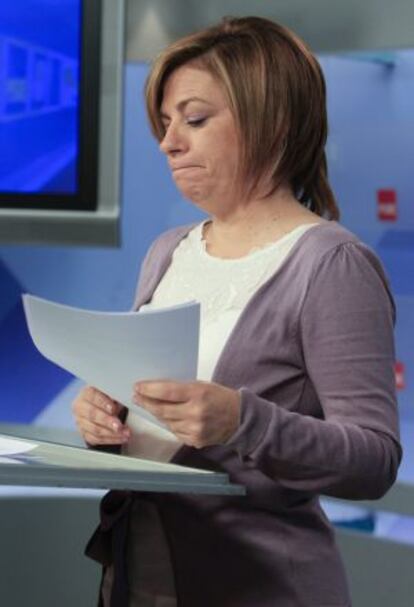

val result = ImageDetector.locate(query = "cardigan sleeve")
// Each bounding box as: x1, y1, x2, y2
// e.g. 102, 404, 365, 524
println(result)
226, 242, 402, 500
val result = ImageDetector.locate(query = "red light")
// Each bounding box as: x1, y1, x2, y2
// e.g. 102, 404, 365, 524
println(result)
377, 189, 397, 221
395, 361, 405, 390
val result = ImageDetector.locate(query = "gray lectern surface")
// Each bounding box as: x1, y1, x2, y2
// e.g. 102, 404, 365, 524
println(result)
0, 432, 245, 495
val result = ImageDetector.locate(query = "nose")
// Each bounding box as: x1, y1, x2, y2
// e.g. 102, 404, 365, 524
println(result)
159, 122, 188, 155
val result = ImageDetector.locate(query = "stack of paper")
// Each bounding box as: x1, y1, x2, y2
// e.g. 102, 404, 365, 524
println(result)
22, 294, 200, 428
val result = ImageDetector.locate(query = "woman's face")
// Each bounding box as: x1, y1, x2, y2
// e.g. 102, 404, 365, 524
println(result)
159, 63, 241, 215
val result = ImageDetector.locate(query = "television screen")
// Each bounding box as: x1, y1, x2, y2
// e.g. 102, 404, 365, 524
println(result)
0, 0, 124, 245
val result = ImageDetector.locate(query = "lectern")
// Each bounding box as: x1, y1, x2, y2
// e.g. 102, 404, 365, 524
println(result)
0, 429, 244, 607
0, 433, 245, 495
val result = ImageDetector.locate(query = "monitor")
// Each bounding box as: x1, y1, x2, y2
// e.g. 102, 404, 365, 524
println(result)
0, 0, 125, 246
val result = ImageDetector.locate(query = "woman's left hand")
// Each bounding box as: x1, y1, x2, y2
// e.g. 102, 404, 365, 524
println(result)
133, 380, 241, 448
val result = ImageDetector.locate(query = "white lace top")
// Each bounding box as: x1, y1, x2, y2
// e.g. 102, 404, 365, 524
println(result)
124, 221, 318, 460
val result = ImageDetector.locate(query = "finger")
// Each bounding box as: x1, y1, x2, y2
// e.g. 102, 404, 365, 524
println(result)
135, 394, 187, 422
75, 386, 121, 417
134, 380, 190, 403
77, 409, 130, 436
86, 387, 124, 415
79, 417, 129, 442
75, 397, 130, 433
77, 399, 122, 430
73, 394, 125, 428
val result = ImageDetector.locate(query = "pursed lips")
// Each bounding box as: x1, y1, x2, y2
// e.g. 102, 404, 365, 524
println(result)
170, 165, 203, 173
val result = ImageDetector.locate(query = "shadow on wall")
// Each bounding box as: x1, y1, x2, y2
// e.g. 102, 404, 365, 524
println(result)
0, 260, 73, 423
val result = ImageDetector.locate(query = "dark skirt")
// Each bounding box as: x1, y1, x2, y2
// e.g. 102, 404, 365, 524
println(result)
101, 499, 177, 607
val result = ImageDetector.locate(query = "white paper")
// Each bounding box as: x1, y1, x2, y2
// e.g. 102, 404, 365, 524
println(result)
0, 458, 24, 465
122, 410, 184, 462
0, 436, 37, 456
0, 433, 211, 475
22, 294, 200, 429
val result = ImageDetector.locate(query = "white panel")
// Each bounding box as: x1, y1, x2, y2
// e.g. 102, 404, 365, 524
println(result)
126, 0, 414, 61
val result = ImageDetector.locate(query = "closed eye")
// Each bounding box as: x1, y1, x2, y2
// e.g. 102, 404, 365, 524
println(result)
186, 117, 207, 127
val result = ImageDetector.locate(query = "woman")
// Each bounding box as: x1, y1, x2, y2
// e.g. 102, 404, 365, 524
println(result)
73, 16, 402, 607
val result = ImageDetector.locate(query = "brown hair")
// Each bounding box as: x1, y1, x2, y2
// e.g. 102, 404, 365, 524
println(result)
145, 16, 339, 220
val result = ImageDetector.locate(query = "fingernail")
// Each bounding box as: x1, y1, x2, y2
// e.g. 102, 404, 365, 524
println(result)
112, 421, 120, 431
106, 404, 113, 413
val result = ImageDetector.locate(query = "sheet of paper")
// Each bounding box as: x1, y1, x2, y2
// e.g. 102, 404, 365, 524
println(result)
0, 434, 211, 475
33, 440, 212, 474
0, 457, 24, 465
22, 294, 200, 428
0, 436, 37, 456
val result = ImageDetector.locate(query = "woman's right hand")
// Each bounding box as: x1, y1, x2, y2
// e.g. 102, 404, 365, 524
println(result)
72, 385, 130, 446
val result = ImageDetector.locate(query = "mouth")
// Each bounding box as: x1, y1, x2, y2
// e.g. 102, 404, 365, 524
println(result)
171, 165, 203, 173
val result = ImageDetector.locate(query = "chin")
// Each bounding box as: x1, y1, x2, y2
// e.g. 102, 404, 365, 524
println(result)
179, 185, 210, 206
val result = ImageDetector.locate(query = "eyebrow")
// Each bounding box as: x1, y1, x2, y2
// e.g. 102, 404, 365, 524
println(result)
160, 96, 214, 120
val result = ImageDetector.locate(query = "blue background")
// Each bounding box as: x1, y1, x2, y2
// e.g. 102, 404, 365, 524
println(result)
0, 56, 413, 422
0, 55, 413, 540
0, 0, 80, 193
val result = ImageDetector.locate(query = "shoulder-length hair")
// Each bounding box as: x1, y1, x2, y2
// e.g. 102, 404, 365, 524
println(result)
145, 16, 339, 220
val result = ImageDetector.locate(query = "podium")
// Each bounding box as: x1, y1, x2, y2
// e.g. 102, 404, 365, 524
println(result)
0, 426, 244, 607
0, 431, 245, 495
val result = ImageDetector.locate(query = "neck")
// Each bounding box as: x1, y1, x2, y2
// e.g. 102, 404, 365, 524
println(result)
203, 186, 318, 257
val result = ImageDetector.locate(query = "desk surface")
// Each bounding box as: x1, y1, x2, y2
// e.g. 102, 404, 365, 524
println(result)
1, 419, 413, 506
0, 428, 245, 496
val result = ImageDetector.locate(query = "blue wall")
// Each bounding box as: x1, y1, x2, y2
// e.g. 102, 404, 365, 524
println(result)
0, 1, 81, 192
0, 63, 205, 424
0, 55, 412, 434
321, 51, 414, 424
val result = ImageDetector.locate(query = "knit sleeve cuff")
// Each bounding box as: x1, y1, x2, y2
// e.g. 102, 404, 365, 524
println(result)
225, 387, 275, 459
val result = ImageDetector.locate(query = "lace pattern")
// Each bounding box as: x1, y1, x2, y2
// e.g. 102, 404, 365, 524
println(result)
143, 221, 317, 325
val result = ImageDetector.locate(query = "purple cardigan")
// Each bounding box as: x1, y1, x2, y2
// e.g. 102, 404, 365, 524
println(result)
87, 221, 401, 607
